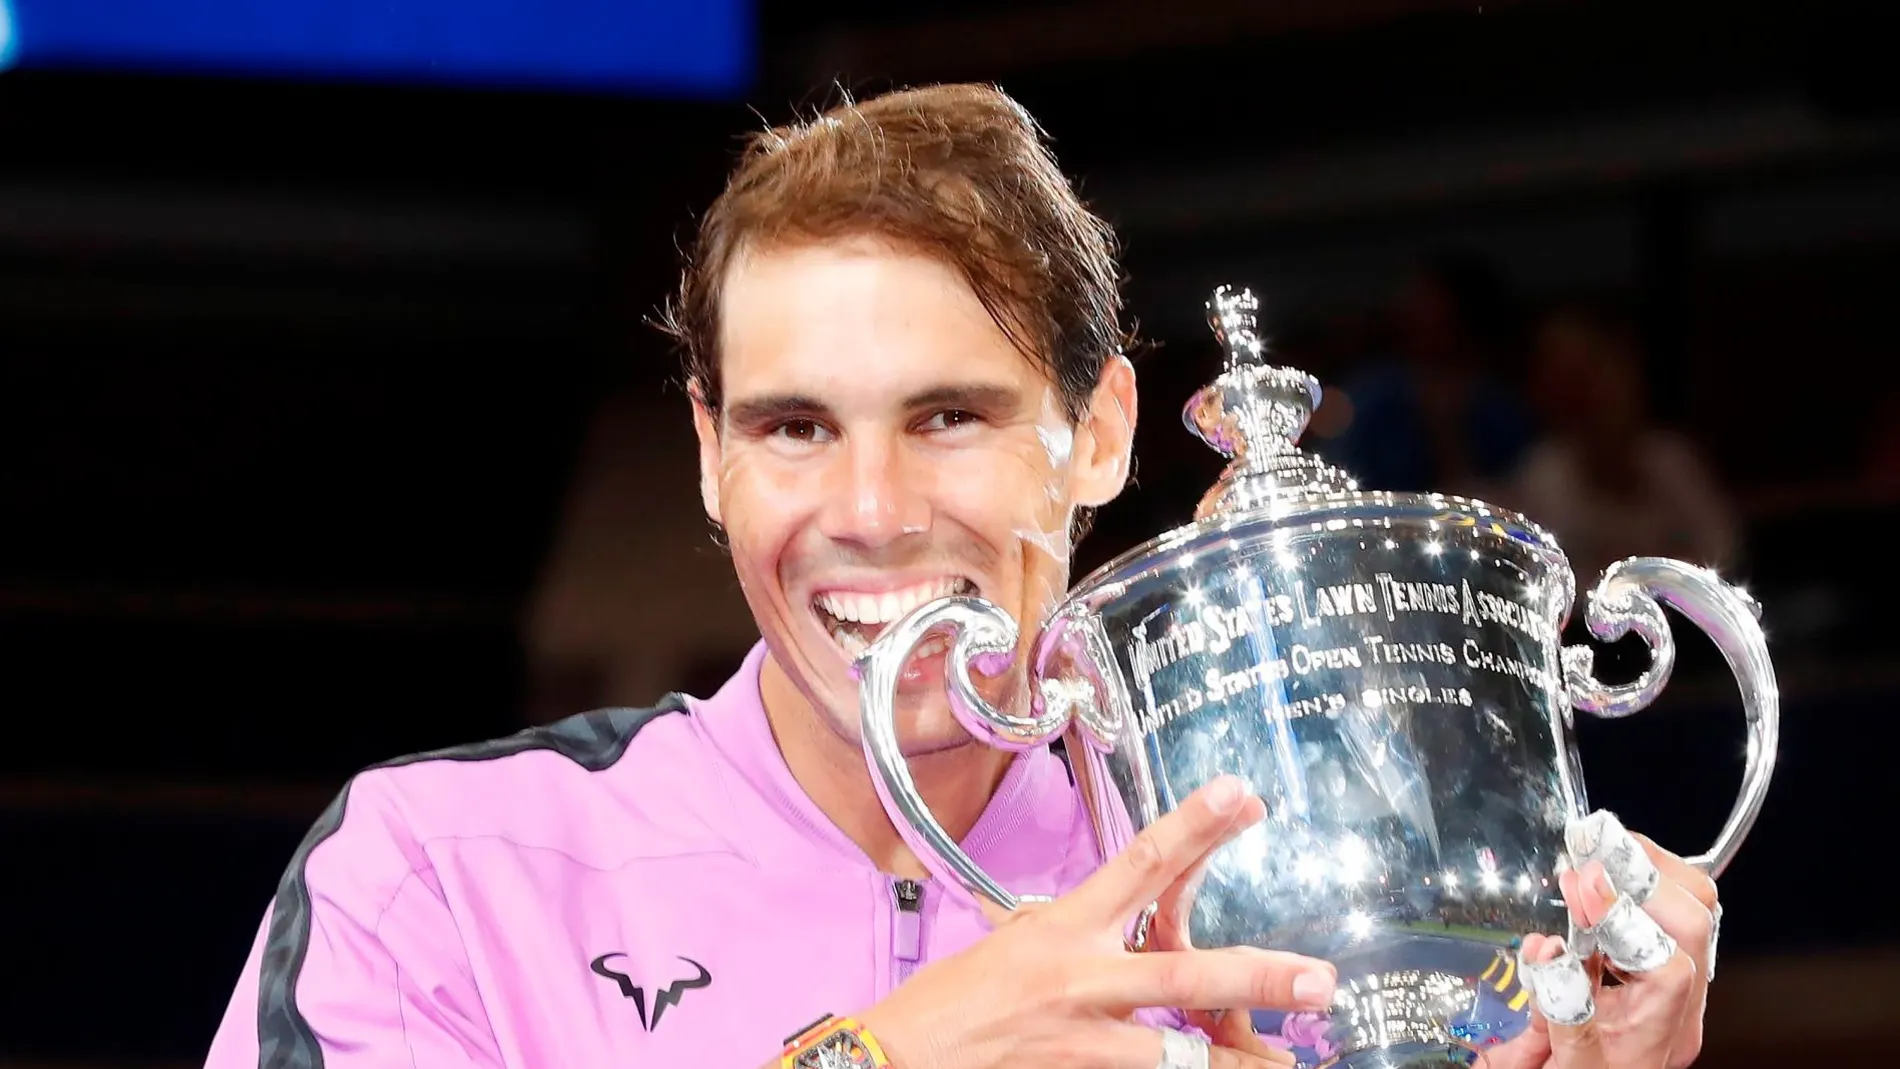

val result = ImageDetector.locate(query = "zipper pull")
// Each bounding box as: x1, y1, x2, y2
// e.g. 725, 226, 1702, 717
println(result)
892, 879, 923, 968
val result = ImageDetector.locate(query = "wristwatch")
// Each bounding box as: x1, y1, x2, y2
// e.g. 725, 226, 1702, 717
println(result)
780, 1014, 891, 1069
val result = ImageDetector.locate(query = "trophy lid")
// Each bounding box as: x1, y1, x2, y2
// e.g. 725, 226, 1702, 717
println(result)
1183, 285, 1358, 518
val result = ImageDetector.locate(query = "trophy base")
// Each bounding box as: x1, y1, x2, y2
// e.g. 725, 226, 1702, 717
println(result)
1248, 1013, 1489, 1069
1244, 931, 1533, 1068
1322, 1040, 1485, 1069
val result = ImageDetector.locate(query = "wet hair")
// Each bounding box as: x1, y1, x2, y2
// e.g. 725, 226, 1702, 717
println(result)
661, 83, 1132, 422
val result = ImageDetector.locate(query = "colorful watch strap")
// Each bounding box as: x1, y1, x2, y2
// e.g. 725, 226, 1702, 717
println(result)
780, 1014, 891, 1069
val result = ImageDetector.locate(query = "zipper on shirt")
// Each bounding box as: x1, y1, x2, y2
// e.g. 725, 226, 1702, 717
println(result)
891, 878, 924, 985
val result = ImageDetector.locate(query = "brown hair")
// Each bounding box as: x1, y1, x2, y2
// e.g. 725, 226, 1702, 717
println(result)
662, 83, 1131, 421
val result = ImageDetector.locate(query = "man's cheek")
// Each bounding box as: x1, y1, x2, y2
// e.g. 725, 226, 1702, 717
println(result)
941, 447, 1079, 620
717, 451, 820, 528
714, 455, 804, 585
941, 440, 1072, 522
1004, 455, 1079, 572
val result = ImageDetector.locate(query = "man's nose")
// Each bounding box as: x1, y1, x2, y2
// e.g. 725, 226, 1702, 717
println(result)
819, 436, 930, 548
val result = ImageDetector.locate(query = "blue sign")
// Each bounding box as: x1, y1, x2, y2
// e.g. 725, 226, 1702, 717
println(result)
0, 0, 751, 96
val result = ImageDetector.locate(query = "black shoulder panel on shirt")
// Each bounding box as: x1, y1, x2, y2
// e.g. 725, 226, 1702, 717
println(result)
254, 695, 692, 1069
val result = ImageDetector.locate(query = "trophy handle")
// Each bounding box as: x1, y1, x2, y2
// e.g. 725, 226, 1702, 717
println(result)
1561, 556, 1780, 878
854, 596, 1071, 912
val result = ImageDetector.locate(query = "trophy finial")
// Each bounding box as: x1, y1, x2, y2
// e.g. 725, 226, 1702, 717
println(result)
1185, 285, 1356, 517
1207, 285, 1264, 367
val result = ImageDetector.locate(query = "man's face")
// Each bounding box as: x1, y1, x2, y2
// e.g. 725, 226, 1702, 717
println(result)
693, 237, 1136, 754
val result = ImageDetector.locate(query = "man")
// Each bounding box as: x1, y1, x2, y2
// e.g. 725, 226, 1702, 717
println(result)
204, 84, 1720, 1069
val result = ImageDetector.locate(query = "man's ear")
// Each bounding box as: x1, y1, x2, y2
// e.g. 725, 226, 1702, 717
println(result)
1073, 354, 1138, 508
688, 384, 724, 527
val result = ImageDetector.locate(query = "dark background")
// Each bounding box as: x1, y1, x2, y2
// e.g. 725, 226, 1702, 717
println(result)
4, 1, 1895, 1064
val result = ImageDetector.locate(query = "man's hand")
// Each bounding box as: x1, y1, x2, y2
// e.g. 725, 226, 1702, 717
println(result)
859, 775, 1336, 1069
1484, 811, 1721, 1069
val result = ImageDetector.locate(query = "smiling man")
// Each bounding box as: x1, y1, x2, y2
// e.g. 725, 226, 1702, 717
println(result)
685, 229, 1132, 860
204, 84, 1720, 1069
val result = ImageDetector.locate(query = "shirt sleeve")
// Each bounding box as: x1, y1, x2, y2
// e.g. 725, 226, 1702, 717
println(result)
204, 771, 505, 1069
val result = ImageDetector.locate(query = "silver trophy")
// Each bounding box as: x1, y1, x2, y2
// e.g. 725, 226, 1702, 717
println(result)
856, 285, 1778, 1068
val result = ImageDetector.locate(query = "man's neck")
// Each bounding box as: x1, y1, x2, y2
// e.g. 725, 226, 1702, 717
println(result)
758, 652, 1015, 880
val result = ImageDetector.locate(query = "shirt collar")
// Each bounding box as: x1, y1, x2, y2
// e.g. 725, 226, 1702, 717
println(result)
690, 640, 1084, 889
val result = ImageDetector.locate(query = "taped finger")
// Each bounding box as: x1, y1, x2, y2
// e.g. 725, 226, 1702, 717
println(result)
1159, 1027, 1211, 1069
1566, 859, 1692, 977
1592, 888, 1679, 974
1567, 810, 1659, 905
1519, 936, 1595, 1028
1617, 868, 1715, 1011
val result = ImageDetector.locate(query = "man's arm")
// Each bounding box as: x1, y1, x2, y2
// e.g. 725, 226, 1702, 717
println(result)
204, 771, 505, 1069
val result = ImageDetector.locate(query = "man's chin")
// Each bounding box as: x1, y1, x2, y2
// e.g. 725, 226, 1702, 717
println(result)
887, 666, 1035, 755
815, 689, 981, 760
869, 685, 997, 759
892, 722, 995, 761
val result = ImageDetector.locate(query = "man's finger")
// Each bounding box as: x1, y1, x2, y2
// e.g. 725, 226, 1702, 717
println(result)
1630, 876, 1715, 1065
1151, 796, 1270, 946
983, 789, 1262, 937
1523, 916, 1699, 1069
1569, 816, 1720, 955
1518, 934, 1605, 1069
1567, 811, 1661, 904
1079, 946, 1336, 1015
1568, 859, 1713, 979
1633, 833, 1719, 912
1564, 862, 1675, 974
1554, 953, 1696, 1069
1063, 775, 1260, 928
1564, 859, 1711, 1069
1633, 832, 1722, 984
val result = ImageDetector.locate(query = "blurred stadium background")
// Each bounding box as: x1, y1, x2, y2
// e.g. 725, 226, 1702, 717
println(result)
2, 1, 1894, 1065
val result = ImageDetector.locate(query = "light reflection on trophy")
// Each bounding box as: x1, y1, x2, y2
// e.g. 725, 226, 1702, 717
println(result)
855, 286, 1778, 1068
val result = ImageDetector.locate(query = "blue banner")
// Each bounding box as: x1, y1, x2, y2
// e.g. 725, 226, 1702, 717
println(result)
0, 0, 751, 96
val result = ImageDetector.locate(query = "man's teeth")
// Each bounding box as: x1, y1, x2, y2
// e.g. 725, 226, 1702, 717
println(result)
816, 578, 975, 662
835, 628, 870, 657
815, 578, 974, 627
912, 632, 952, 661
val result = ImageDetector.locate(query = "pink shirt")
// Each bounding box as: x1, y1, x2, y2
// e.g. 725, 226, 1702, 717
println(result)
204, 641, 1133, 1068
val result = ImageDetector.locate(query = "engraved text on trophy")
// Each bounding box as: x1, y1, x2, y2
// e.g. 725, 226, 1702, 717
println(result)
1123, 554, 1559, 739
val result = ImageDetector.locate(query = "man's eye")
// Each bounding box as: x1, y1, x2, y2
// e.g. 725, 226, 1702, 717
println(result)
771, 418, 831, 443
922, 410, 981, 432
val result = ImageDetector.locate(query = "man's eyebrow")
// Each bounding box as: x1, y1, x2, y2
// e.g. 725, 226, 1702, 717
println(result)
903, 383, 1023, 411
723, 393, 830, 429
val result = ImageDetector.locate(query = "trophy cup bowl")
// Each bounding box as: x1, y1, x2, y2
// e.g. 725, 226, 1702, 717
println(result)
855, 286, 1778, 1068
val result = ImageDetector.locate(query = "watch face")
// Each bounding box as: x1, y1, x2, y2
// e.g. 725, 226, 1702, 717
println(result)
795, 1029, 873, 1069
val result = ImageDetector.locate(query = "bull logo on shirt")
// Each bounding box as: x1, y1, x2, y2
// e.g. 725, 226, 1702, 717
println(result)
589, 953, 712, 1031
